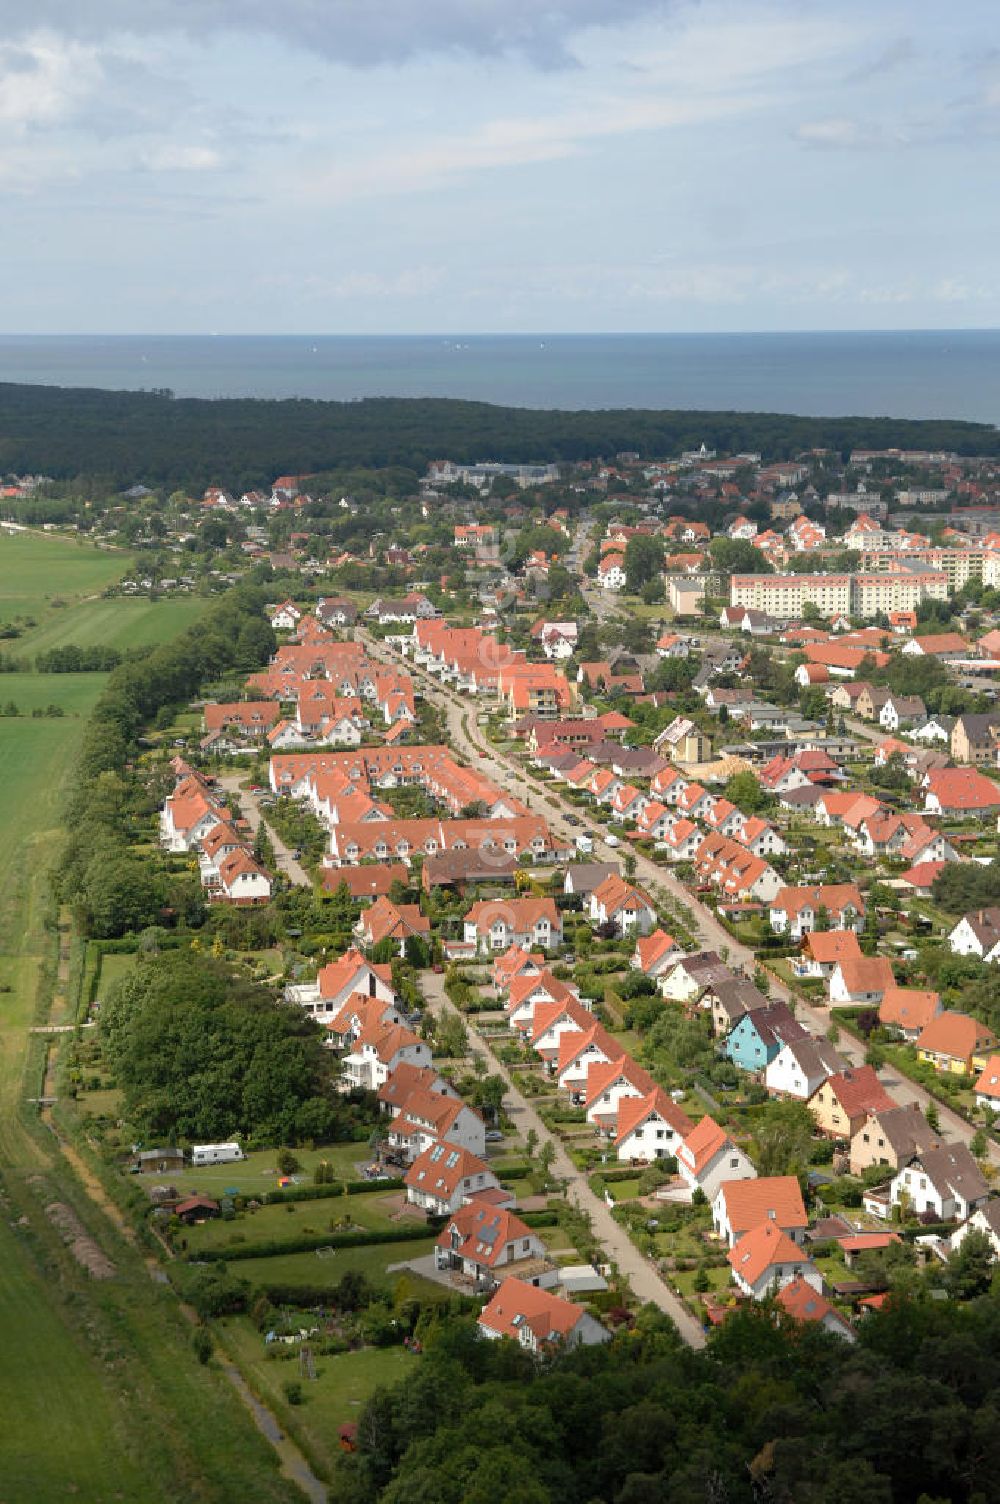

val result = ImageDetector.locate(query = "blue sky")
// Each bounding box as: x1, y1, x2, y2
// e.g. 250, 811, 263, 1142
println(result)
1, 0, 998, 333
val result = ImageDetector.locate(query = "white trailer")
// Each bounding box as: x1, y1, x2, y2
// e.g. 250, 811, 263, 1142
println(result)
191, 1142, 244, 1167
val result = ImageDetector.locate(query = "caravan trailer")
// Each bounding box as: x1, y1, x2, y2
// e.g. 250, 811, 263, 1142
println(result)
191, 1142, 244, 1167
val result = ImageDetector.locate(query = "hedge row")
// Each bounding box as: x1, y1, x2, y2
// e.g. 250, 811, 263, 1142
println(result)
192, 1221, 431, 1263
261, 1177, 405, 1205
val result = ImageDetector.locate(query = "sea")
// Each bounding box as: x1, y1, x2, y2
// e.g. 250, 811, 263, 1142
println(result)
0, 331, 997, 423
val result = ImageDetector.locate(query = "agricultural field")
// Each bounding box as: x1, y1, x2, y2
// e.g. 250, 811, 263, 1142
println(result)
0, 530, 126, 622
16, 595, 206, 658
0, 1214, 151, 1503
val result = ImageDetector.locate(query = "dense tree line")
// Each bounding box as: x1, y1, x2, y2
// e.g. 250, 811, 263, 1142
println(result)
101, 950, 346, 1143
336, 1294, 1000, 1504
932, 859, 1000, 914
36, 644, 123, 672
0, 383, 995, 490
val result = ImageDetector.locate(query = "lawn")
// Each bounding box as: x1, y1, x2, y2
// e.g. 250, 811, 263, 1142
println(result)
222, 1318, 418, 1479
95, 949, 138, 993
227, 1239, 441, 1294
183, 1186, 410, 1254
165, 1141, 376, 1199
0, 530, 126, 622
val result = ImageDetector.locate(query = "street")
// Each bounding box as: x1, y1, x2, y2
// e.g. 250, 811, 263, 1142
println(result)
421, 969, 707, 1347
219, 774, 312, 887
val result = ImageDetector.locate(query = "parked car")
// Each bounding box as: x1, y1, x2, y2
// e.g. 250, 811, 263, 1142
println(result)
485, 1130, 504, 1143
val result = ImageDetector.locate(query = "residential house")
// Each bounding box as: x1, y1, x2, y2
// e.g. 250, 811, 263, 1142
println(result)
849, 1102, 942, 1176
614, 1086, 694, 1163
728, 1222, 821, 1301
974, 1054, 1000, 1111
385, 1090, 486, 1164
631, 928, 682, 978
951, 714, 1000, 766
712, 1175, 808, 1247
342, 1019, 432, 1090
915, 1012, 996, 1075
463, 898, 562, 955
770, 884, 865, 940
676, 1115, 757, 1200
795, 930, 863, 980
774, 1278, 855, 1341
356, 896, 431, 957
878, 987, 942, 1041
950, 1201, 1000, 1261
891, 1144, 989, 1222
704, 978, 769, 1039
879, 694, 927, 732
725, 1002, 808, 1073
435, 1202, 551, 1288
949, 908, 1000, 962
584, 1055, 655, 1133
589, 875, 657, 936
562, 862, 620, 899
808, 1066, 896, 1140
924, 767, 1000, 817
828, 956, 896, 1008
478, 1277, 609, 1350
659, 951, 733, 1004
404, 1141, 501, 1216
765, 1035, 844, 1101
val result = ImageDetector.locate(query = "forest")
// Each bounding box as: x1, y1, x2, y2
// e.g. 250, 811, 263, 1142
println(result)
0, 382, 996, 491
335, 1294, 1000, 1504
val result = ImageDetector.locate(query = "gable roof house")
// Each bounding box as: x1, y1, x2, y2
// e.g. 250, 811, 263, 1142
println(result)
794, 929, 863, 980
478, 1276, 609, 1350
404, 1141, 501, 1217
891, 1143, 989, 1223
713, 1175, 808, 1247
878, 986, 942, 1041
463, 898, 562, 956
949, 908, 1000, 963
435, 1201, 551, 1290
915, 1011, 996, 1075
808, 1066, 896, 1140
728, 1222, 821, 1301
924, 767, 1000, 817
973, 1053, 1000, 1111
951, 713, 1000, 766
828, 956, 896, 1008
614, 1086, 695, 1163
765, 1035, 845, 1102
583, 1055, 656, 1132
849, 1102, 943, 1176
724, 1002, 808, 1073
385, 1090, 486, 1164
703, 977, 770, 1039
588, 874, 658, 936
770, 884, 865, 940
676, 1115, 757, 1201
632, 928, 682, 978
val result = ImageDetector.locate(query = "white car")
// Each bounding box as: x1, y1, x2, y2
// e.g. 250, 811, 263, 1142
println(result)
604, 834, 620, 848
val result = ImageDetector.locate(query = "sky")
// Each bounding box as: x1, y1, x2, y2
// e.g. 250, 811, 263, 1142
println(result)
1, 0, 998, 334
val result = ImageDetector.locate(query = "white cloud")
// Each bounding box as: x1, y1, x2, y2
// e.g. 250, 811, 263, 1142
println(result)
0, 34, 101, 130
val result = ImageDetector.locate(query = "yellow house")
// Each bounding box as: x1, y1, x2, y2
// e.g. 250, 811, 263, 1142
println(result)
915, 1011, 996, 1076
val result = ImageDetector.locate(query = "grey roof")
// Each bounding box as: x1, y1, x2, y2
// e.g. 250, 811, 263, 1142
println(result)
709, 978, 769, 1024
782, 1035, 846, 1078
958, 907, 1000, 950
563, 862, 620, 895
777, 784, 826, 809
863, 1103, 941, 1159
738, 1001, 808, 1050
912, 1143, 989, 1203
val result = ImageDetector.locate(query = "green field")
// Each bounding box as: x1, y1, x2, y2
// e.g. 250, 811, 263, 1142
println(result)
0, 553, 302, 1504
17, 596, 207, 657
0, 531, 126, 621
0, 1214, 150, 1501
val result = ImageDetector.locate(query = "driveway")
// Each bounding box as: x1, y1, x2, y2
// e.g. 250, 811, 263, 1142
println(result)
218, 774, 312, 887
420, 969, 707, 1349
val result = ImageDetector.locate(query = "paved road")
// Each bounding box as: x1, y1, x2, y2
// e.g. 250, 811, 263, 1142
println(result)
219, 774, 312, 887
361, 629, 999, 1167
421, 970, 707, 1347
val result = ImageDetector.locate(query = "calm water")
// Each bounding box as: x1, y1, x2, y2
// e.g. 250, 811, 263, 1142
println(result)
0, 332, 997, 422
